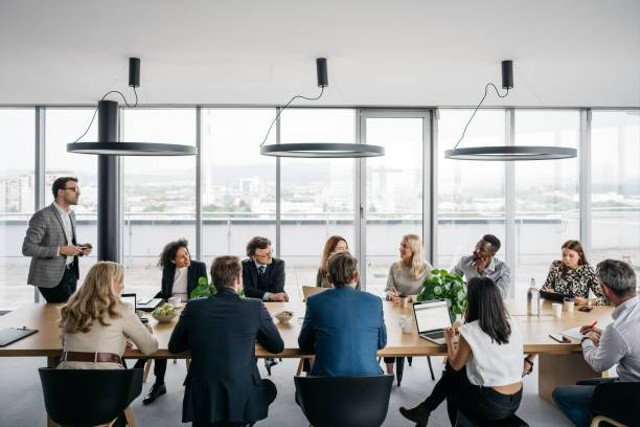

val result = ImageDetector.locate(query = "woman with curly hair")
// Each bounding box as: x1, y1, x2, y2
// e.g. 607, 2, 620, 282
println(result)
58, 261, 158, 370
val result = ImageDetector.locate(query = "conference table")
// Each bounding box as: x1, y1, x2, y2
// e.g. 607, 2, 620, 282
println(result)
0, 297, 612, 422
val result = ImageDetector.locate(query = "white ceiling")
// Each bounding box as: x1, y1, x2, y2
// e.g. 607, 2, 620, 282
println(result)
1, 0, 639, 108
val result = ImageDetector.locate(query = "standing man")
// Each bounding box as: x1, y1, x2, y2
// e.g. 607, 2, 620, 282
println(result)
298, 252, 387, 376
553, 259, 639, 427
169, 256, 284, 427
22, 177, 92, 303
451, 234, 511, 298
242, 236, 288, 302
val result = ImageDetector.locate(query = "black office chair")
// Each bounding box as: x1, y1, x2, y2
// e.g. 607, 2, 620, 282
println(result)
39, 367, 143, 427
589, 381, 640, 427
294, 374, 394, 427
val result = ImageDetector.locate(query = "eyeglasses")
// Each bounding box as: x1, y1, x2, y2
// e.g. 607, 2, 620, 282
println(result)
64, 187, 80, 193
254, 251, 273, 259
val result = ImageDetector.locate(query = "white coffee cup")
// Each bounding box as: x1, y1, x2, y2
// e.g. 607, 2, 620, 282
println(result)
168, 296, 181, 308
552, 302, 563, 319
398, 315, 413, 333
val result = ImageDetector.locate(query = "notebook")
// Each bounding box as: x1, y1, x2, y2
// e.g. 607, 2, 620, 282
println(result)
0, 327, 38, 347
560, 327, 584, 342
412, 299, 451, 344
302, 286, 328, 302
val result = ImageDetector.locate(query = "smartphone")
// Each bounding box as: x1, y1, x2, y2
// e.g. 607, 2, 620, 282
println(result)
549, 333, 569, 343
579, 306, 593, 312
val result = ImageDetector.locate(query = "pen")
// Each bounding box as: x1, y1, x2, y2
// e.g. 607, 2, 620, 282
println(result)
584, 321, 597, 333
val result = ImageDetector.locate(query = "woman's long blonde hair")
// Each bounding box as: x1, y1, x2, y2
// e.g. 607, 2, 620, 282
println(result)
399, 234, 428, 279
59, 261, 124, 334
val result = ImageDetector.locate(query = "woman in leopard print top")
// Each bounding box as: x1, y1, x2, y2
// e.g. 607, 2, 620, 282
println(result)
541, 240, 605, 305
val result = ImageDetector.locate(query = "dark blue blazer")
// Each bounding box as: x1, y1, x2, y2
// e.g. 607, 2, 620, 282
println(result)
168, 289, 284, 424
298, 286, 387, 377
242, 258, 286, 299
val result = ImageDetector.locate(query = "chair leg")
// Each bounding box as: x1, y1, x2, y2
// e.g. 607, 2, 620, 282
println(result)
185, 358, 191, 370
124, 406, 137, 427
590, 415, 626, 427
408, 356, 413, 366
426, 356, 435, 381
142, 360, 152, 383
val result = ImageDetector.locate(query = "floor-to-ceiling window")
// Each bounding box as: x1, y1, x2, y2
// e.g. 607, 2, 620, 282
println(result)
280, 109, 356, 296
45, 109, 99, 297
201, 108, 277, 266
513, 110, 580, 296
0, 109, 35, 307
436, 110, 506, 272
122, 108, 197, 296
364, 114, 428, 296
591, 111, 640, 269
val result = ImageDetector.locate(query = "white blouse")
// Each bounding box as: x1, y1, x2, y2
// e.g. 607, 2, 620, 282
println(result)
459, 317, 523, 387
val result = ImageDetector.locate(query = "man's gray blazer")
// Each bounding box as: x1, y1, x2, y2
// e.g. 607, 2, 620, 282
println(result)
22, 203, 79, 288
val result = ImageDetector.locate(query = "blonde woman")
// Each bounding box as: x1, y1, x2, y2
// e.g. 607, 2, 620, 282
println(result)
58, 261, 158, 369
384, 234, 433, 375
316, 236, 349, 288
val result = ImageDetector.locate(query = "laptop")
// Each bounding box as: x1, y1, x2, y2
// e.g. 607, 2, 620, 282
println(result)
539, 290, 572, 302
120, 293, 137, 312
412, 299, 451, 345
136, 296, 163, 311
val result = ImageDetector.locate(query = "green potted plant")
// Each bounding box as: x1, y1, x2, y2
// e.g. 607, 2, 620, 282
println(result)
417, 269, 467, 323
189, 276, 216, 299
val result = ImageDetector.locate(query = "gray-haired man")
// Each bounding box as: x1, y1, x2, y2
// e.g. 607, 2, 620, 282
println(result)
553, 259, 639, 427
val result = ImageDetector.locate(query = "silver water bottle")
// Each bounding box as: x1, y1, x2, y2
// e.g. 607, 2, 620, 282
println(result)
527, 278, 540, 316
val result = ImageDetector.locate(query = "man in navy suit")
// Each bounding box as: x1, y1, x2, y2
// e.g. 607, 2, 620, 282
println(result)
242, 236, 288, 302
299, 251, 387, 376
169, 256, 284, 427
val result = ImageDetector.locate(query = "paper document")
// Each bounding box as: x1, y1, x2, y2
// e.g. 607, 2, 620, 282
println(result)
560, 327, 584, 342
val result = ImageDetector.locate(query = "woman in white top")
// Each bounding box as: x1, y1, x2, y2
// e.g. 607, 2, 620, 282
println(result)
384, 234, 433, 375
400, 277, 524, 426
58, 261, 158, 370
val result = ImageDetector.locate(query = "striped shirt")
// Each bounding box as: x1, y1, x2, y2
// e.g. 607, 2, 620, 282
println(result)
581, 295, 640, 382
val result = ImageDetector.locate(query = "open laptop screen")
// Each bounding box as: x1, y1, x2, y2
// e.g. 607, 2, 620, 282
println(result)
120, 293, 137, 312
413, 299, 451, 333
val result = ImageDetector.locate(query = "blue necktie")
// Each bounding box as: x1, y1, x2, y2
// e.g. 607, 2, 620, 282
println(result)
258, 265, 266, 275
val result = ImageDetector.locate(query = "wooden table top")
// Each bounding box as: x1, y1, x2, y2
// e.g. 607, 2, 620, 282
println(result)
0, 298, 612, 358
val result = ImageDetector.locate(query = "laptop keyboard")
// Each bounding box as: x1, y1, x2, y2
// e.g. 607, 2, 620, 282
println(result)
421, 330, 445, 340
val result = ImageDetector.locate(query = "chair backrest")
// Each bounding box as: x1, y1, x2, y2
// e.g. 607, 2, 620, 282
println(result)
39, 367, 143, 426
590, 381, 640, 426
294, 374, 394, 427
302, 285, 328, 302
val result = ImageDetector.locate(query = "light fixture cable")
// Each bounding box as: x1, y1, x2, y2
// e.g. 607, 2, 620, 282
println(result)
452, 83, 509, 150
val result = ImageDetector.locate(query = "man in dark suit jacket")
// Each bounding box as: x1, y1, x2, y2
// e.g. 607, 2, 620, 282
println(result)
21, 177, 92, 303
139, 239, 209, 405
169, 256, 284, 427
299, 252, 387, 377
241, 236, 288, 302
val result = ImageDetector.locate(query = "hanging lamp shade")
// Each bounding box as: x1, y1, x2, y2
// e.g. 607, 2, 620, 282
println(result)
67, 58, 196, 156
259, 58, 384, 159
445, 60, 577, 161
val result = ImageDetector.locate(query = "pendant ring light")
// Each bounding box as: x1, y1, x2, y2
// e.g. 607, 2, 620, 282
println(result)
444, 60, 577, 161
259, 58, 385, 158
67, 58, 196, 156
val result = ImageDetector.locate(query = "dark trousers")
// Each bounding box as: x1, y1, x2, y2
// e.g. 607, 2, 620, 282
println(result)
133, 359, 167, 384
39, 266, 77, 303
423, 362, 522, 425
